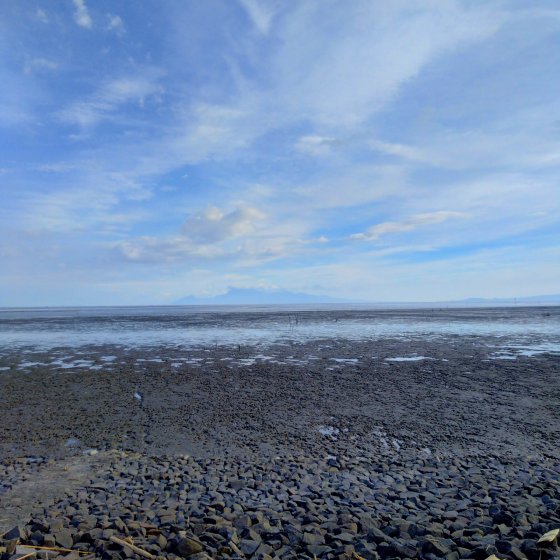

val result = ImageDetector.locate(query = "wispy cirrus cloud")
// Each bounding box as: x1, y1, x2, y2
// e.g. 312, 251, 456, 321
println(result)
238, 0, 278, 34
8, 167, 152, 234
369, 140, 430, 165
295, 135, 338, 157
58, 72, 163, 128
260, 2, 503, 127
370, 102, 560, 172
24, 57, 59, 75
351, 211, 467, 241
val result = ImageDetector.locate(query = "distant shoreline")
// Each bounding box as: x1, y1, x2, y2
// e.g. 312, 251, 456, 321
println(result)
1, 301, 559, 314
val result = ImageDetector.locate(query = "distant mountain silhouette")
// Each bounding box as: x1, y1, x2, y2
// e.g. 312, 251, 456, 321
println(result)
458, 294, 560, 304
175, 289, 560, 307
175, 287, 351, 305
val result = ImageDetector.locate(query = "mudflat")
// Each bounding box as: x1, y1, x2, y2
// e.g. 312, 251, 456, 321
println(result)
1, 307, 559, 559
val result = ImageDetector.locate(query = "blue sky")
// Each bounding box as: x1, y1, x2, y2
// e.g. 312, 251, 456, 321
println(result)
1, 0, 559, 306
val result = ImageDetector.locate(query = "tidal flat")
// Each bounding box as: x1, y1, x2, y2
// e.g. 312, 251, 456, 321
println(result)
1, 307, 559, 559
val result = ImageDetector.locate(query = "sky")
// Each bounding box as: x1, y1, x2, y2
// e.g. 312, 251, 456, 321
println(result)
1, 0, 559, 306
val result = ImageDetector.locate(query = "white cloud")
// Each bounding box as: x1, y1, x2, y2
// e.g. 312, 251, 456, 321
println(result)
250, 243, 560, 302
238, 0, 278, 34
295, 135, 337, 156
295, 164, 408, 209
117, 236, 226, 262
109, 0, 508, 183
181, 206, 265, 243
24, 57, 59, 75
107, 14, 125, 33
10, 168, 152, 233
369, 139, 431, 164
58, 73, 163, 128
35, 9, 49, 23
72, 0, 92, 29
266, 1, 503, 126
113, 205, 268, 263
163, 1, 505, 161
116, 232, 300, 265
166, 104, 251, 164
351, 211, 466, 241
37, 162, 78, 173
369, 98, 560, 172
419, 174, 559, 224
112, 202, 317, 265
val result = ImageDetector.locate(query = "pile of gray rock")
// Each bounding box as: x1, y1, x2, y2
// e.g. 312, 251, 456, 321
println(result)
2, 451, 559, 559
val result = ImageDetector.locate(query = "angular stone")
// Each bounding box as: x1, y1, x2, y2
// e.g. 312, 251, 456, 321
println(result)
303, 532, 325, 546
307, 544, 331, 556
367, 526, 392, 543
493, 512, 514, 526
29, 530, 44, 546
216, 525, 238, 543
336, 532, 354, 543
49, 518, 65, 533
396, 543, 418, 558
238, 538, 260, 556
54, 529, 74, 549
113, 518, 127, 534
254, 542, 274, 557
42, 534, 56, 547
229, 480, 246, 490
175, 536, 204, 557
354, 541, 380, 560
3, 526, 29, 541
155, 534, 167, 550
510, 546, 527, 560
234, 515, 253, 529
358, 514, 377, 533
377, 542, 399, 557
422, 538, 451, 556
470, 546, 498, 560
496, 539, 512, 554
30, 519, 49, 533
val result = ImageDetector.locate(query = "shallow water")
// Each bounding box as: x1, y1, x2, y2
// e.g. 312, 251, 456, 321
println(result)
0, 305, 558, 357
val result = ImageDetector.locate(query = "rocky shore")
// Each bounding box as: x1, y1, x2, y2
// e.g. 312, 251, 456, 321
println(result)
2, 451, 560, 559
1, 319, 559, 559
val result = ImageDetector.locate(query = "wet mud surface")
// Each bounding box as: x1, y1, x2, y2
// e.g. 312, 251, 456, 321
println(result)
0, 333, 559, 461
